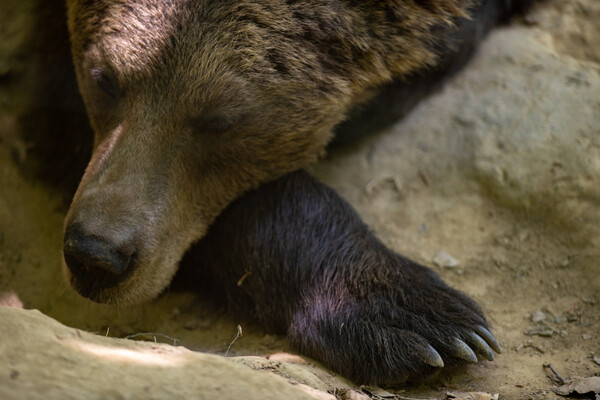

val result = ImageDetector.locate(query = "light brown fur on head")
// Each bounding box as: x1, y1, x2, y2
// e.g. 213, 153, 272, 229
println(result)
64, 0, 470, 304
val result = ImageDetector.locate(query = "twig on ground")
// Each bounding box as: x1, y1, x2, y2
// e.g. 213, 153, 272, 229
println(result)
225, 325, 243, 357
543, 363, 565, 385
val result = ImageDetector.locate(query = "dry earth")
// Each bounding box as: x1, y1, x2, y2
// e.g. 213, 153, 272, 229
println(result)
1, 1, 599, 399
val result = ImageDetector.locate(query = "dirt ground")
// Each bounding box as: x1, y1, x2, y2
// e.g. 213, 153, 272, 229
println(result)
1, 1, 599, 399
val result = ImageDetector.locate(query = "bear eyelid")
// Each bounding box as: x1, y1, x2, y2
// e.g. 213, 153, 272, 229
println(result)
90, 67, 120, 99
190, 112, 241, 135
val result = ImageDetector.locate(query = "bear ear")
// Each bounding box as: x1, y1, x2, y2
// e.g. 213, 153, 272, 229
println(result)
90, 67, 121, 99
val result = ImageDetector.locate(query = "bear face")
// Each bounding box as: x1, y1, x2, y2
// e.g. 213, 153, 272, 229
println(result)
64, 0, 346, 303
63, 0, 470, 303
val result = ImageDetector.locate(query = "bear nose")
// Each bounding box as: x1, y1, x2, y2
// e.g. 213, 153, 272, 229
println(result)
63, 225, 137, 297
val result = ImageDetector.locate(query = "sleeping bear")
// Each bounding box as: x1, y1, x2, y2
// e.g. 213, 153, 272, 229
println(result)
61, 0, 531, 385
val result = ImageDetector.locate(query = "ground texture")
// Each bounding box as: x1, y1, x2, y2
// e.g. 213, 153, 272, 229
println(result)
0, 1, 599, 399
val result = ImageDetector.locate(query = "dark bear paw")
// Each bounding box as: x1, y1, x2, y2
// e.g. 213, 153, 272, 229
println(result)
288, 257, 501, 385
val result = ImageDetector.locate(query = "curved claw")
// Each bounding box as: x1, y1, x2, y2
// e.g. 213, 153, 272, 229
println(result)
468, 332, 495, 361
453, 338, 478, 363
423, 343, 444, 368
475, 325, 502, 354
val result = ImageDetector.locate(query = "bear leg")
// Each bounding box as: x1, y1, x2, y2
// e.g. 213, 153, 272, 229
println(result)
188, 171, 500, 385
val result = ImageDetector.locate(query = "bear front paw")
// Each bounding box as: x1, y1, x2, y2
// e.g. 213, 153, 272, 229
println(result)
288, 257, 501, 385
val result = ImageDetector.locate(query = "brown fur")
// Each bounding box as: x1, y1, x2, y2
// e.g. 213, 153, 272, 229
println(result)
64, 0, 474, 303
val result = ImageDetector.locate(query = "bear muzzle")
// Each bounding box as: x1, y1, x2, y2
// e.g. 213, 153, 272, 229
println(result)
63, 224, 138, 301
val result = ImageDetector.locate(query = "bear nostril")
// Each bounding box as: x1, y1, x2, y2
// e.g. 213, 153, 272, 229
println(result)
63, 225, 137, 296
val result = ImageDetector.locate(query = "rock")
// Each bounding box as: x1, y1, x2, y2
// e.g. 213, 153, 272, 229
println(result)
0, 306, 325, 400
524, 326, 556, 337
468, 29, 600, 232
433, 251, 460, 268
531, 310, 547, 323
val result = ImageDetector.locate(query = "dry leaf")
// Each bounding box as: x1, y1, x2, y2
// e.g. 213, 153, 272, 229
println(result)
554, 376, 600, 396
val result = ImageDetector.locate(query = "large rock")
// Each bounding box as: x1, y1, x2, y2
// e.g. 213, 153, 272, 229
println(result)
0, 306, 329, 400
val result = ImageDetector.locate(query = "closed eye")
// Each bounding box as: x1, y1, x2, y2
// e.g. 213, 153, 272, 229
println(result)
90, 67, 120, 99
190, 112, 240, 135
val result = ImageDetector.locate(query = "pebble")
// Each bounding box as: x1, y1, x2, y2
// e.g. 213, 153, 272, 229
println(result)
531, 310, 546, 323
525, 326, 555, 337
432, 250, 459, 268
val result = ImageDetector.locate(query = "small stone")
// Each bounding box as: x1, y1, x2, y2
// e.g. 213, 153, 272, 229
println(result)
538, 329, 555, 337
593, 355, 600, 366
531, 310, 546, 323
515, 343, 523, 351
582, 333, 592, 340
524, 327, 555, 337
432, 251, 459, 268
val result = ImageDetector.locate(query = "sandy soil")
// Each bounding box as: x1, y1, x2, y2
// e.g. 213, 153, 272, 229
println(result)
1, 1, 599, 399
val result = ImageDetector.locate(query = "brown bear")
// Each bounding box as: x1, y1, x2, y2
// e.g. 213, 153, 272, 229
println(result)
61, 0, 531, 385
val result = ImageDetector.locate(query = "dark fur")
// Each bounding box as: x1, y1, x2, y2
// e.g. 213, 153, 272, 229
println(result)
180, 171, 488, 384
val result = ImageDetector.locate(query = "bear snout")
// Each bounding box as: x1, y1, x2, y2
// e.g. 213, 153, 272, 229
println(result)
63, 224, 137, 300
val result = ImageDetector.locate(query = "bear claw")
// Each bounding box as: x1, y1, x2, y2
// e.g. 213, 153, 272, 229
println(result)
423, 344, 445, 368
475, 325, 502, 354
468, 332, 495, 361
453, 338, 478, 363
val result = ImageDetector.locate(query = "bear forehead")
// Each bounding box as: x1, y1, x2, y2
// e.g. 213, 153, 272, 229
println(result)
68, 0, 279, 82
70, 1, 189, 74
